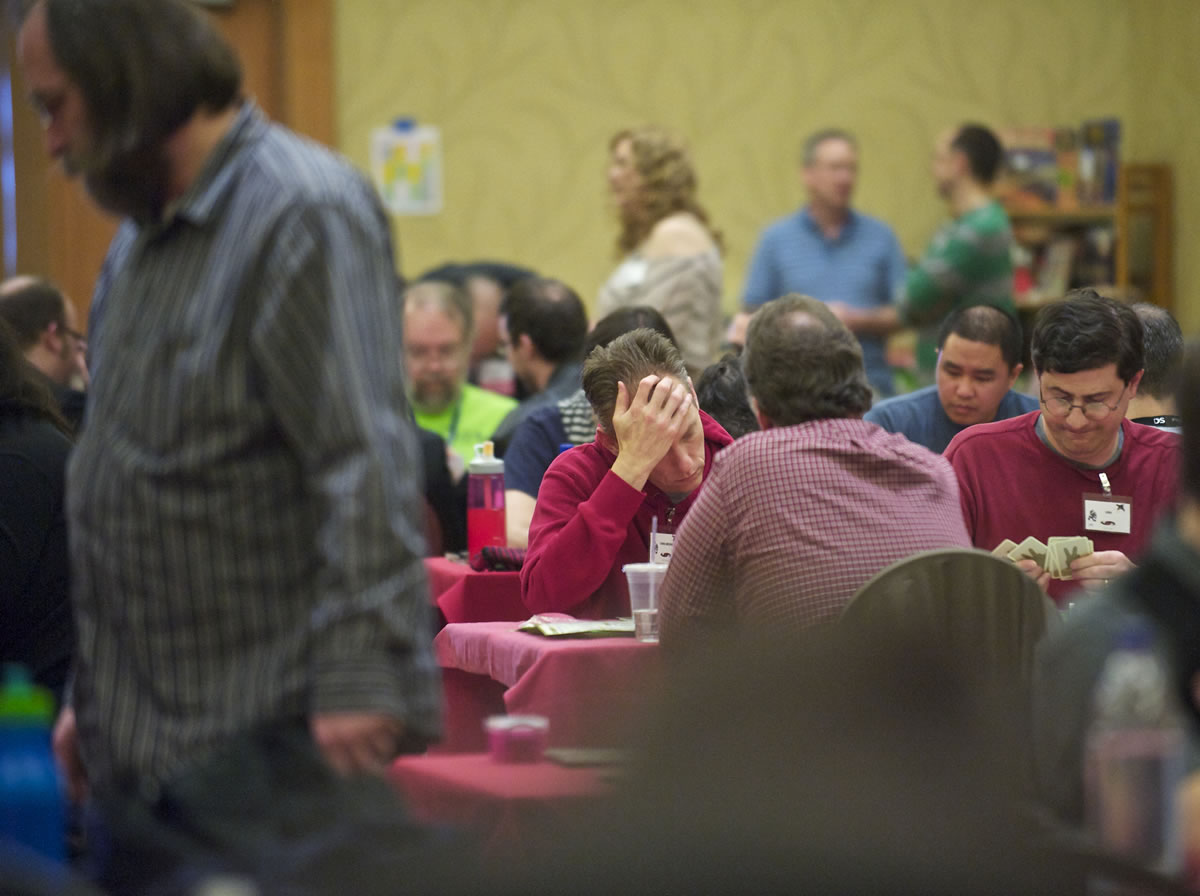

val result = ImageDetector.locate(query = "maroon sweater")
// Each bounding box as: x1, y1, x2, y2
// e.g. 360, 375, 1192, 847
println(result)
945, 411, 1179, 604
521, 411, 732, 619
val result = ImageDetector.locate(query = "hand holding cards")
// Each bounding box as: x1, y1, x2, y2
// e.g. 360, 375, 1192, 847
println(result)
992, 535, 1094, 580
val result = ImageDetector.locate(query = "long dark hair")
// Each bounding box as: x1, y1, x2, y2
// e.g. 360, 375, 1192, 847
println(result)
0, 318, 71, 436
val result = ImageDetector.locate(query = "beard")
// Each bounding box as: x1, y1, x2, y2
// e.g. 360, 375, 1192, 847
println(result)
77, 138, 172, 224
411, 375, 461, 414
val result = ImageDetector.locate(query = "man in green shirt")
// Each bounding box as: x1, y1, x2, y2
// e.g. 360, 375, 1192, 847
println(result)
403, 280, 516, 474
831, 123, 1016, 373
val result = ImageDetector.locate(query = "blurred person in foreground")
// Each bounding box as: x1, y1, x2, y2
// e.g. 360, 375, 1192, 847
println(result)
16, 0, 441, 890
520, 328, 732, 618
490, 624, 1066, 895
0, 318, 72, 705
503, 306, 676, 548
945, 290, 1178, 606
658, 294, 969, 644
595, 125, 723, 377
1127, 302, 1184, 433
866, 304, 1037, 453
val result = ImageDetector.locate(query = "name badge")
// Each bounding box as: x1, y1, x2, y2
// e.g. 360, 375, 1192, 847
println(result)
1083, 493, 1132, 535
651, 532, 676, 565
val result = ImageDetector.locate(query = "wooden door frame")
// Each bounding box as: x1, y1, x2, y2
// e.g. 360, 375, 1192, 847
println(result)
2, 0, 333, 327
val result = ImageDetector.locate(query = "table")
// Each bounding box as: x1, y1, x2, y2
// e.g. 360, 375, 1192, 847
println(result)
389, 753, 610, 862
424, 556, 527, 625
433, 621, 661, 752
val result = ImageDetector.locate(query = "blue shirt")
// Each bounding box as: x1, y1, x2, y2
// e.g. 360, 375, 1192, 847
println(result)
742, 208, 906, 395
864, 384, 1039, 454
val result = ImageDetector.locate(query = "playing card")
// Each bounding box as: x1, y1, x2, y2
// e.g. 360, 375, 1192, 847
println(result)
1007, 536, 1048, 569
991, 539, 1019, 558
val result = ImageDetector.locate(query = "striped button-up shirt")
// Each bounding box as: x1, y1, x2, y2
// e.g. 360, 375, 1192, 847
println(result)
69, 102, 439, 790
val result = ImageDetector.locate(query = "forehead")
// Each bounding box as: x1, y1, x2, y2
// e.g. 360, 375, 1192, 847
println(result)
1039, 363, 1123, 395
611, 138, 634, 160
940, 334, 1007, 371
809, 137, 857, 165
403, 304, 465, 343
17, 4, 66, 90
933, 129, 958, 156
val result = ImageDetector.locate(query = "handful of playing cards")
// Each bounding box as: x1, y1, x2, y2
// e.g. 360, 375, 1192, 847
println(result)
992, 536, 1095, 580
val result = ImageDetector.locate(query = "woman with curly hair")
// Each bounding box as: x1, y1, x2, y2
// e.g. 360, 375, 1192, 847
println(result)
596, 127, 724, 377
0, 316, 73, 704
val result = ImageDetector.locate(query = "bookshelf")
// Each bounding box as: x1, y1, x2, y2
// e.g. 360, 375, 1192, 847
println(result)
1003, 163, 1173, 313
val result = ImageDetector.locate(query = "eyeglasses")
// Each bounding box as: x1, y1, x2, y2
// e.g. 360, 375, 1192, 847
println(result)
53, 321, 85, 345
1039, 384, 1125, 421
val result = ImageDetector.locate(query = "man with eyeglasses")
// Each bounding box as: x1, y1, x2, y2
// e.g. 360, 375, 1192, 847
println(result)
945, 290, 1179, 604
0, 275, 88, 431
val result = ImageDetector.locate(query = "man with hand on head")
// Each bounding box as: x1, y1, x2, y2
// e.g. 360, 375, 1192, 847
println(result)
866, 304, 1037, 453
521, 329, 732, 619
945, 290, 1179, 604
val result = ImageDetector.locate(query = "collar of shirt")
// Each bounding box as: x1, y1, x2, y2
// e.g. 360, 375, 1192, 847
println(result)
800, 206, 858, 244
1033, 412, 1125, 471
158, 100, 266, 233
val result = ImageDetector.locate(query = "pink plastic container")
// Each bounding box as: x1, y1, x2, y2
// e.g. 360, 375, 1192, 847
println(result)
485, 714, 549, 763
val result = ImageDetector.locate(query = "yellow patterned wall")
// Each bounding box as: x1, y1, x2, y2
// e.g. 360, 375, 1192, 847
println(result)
337, 0, 1195, 331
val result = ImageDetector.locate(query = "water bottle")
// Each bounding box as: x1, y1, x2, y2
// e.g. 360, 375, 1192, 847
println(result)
1083, 620, 1185, 884
0, 664, 65, 864
467, 441, 506, 565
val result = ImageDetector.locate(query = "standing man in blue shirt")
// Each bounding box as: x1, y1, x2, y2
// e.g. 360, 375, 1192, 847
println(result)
734, 130, 906, 395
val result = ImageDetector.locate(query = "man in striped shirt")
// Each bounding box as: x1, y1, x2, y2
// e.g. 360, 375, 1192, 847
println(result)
18, 0, 440, 885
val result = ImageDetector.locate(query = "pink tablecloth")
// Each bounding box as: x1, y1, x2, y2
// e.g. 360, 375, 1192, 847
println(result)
433, 622, 661, 751
389, 753, 608, 860
424, 557, 527, 625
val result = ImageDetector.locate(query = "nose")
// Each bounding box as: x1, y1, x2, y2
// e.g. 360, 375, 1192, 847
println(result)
43, 124, 65, 160
668, 442, 699, 479
954, 377, 975, 398
1063, 405, 1090, 428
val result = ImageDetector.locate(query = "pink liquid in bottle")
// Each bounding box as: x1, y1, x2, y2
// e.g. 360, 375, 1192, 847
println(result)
467, 442, 506, 564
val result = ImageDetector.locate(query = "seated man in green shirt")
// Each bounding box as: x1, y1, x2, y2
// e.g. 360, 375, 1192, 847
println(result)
829, 123, 1016, 374
403, 280, 516, 476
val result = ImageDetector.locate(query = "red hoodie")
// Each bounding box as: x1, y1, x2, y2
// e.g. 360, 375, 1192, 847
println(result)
521, 411, 733, 619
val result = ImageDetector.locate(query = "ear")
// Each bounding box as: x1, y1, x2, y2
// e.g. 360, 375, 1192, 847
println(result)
40, 321, 63, 352
596, 428, 618, 454
517, 332, 536, 359
1007, 362, 1024, 387
1127, 369, 1144, 399
750, 395, 772, 431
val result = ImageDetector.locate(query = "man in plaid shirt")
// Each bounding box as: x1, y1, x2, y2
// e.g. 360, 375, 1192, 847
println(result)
659, 294, 970, 643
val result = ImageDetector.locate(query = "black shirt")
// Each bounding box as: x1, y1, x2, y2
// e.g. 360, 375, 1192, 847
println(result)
0, 413, 72, 702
